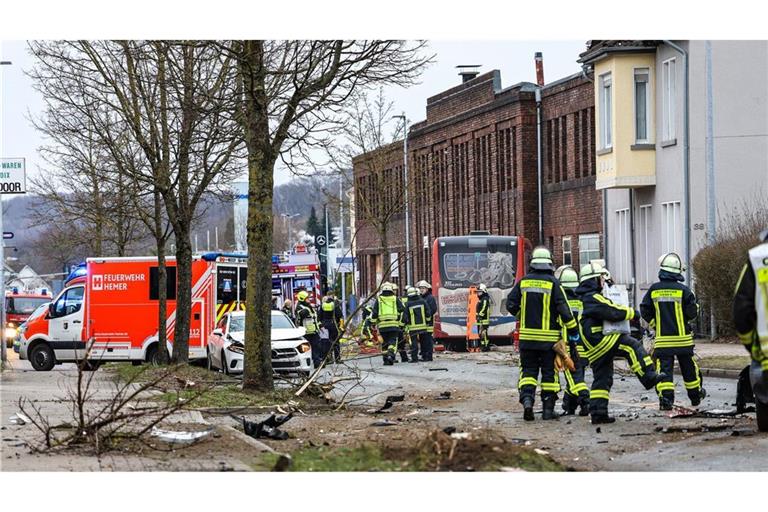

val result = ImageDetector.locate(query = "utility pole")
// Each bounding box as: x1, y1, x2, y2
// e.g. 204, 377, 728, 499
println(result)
324, 203, 330, 293
339, 178, 346, 316
1, 60, 14, 365
393, 113, 411, 285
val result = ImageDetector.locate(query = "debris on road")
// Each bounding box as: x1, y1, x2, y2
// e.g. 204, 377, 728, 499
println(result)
8, 412, 31, 426
370, 420, 399, 427
150, 426, 214, 445
534, 448, 549, 455
239, 412, 294, 441
374, 394, 405, 413
669, 406, 745, 419
655, 422, 733, 434
435, 391, 452, 400
450, 432, 470, 440
730, 429, 755, 437
429, 368, 449, 372
442, 426, 457, 434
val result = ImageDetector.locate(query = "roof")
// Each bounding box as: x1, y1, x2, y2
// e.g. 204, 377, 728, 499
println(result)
578, 40, 659, 64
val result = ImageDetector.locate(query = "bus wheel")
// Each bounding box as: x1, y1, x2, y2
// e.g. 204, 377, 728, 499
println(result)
30, 343, 56, 372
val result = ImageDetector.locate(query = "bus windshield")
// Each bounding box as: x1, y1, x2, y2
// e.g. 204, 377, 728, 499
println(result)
439, 239, 517, 289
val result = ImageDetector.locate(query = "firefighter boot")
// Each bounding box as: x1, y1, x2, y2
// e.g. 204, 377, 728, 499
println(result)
522, 396, 535, 421
641, 371, 669, 391
591, 414, 616, 425
542, 395, 558, 421
659, 397, 673, 411
690, 387, 707, 407
578, 396, 590, 417
561, 393, 576, 415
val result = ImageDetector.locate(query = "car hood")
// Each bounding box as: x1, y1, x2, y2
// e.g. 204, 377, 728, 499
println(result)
227, 327, 306, 344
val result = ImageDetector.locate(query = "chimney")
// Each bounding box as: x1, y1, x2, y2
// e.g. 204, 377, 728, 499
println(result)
456, 64, 481, 83
535, 52, 545, 86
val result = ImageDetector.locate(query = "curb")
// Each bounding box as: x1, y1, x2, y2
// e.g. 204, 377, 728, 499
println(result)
685, 367, 741, 380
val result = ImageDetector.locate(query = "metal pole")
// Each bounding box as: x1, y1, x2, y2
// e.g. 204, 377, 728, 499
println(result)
1, 196, 6, 364
324, 203, 330, 291
402, 113, 412, 285
705, 40, 717, 337
339, 179, 346, 317
535, 88, 544, 245
215, 226, 219, 251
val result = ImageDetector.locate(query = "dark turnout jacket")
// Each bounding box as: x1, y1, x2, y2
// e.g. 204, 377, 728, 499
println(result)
575, 278, 636, 363
640, 270, 698, 351
506, 268, 578, 351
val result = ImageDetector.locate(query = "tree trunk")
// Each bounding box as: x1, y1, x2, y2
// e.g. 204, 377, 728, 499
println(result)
380, 227, 391, 285
240, 40, 275, 392
171, 227, 193, 364
154, 188, 169, 365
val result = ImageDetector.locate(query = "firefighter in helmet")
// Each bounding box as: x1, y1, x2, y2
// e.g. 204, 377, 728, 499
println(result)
576, 262, 665, 424
417, 280, 437, 361
319, 290, 344, 364
733, 229, 768, 431
405, 286, 429, 362
640, 252, 705, 410
506, 247, 579, 421
295, 291, 322, 367
476, 283, 491, 352
364, 282, 408, 365
554, 265, 590, 416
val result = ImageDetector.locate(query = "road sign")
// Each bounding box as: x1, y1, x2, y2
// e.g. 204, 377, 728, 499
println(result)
315, 235, 327, 247
2, 232, 12, 240
0, 158, 26, 194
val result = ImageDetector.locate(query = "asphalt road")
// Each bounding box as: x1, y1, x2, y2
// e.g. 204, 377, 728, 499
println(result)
332, 350, 768, 471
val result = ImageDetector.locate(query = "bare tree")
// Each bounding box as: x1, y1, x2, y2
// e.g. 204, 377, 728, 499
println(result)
29, 40, 243, 364
235, 40, 432, 391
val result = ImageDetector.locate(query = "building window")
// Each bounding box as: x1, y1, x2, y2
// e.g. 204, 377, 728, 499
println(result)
599, 73, 612, 149
639, 204, 652, 283
634, 68, 650, 143
662, 58, 676, 141
661, 201, 682, 256
562, 237, 572, 266
578, 234, 601, 267
615, 209, 630, 284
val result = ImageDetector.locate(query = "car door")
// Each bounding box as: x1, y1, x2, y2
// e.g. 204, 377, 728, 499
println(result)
48, 286, 85, 360
209, 315, 227, 369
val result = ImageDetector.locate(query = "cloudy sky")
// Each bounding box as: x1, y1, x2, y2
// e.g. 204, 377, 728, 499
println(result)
0, 40, 586, 187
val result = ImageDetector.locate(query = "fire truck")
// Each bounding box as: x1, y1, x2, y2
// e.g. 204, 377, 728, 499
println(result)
18, 253, 248, 370
4, 289, 53, 347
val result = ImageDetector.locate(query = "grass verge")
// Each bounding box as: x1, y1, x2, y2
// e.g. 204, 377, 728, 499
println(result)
698, 355, 751, 370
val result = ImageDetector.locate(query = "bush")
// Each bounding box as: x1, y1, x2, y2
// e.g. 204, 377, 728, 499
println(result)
692, 195, 768, 337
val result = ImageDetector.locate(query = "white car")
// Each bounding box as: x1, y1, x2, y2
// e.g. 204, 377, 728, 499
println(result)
207, 310, 313, 376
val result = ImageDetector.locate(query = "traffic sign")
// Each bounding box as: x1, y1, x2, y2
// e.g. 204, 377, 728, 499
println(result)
0, 158, 26, 194
315, 235, 327, 247
2, 232, 13, 240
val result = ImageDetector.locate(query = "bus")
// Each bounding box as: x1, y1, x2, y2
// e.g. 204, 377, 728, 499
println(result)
431, 232, 528, 349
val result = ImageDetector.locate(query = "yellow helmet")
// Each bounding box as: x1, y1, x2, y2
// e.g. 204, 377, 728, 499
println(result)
530, 246, 553, 270
296, 290, 309, 301
555, 265, 579, 289
579, 262, 604, 283
658, 252, 685, 275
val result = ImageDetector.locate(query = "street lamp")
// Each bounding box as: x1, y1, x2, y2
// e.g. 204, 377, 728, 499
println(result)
392, 113, 412, 286
1, 60, 12, 365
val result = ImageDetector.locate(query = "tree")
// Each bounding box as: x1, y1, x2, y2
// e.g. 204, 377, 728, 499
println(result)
29, 40, 243, 364
306, 206, 322, 239
235, 40, 432, 391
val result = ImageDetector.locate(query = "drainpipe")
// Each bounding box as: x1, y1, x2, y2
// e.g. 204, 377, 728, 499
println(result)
536, 87, 544, 246
663, 40, 691, 285
629, 189, 638, 306
705, 40, 717, 337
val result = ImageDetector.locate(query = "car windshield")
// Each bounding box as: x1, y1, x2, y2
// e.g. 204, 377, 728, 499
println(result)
6, 297, 50, 315
272, 312, 295, 329
229, 315, 245, 333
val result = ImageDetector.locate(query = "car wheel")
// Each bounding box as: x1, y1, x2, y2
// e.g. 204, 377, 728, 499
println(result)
30, 343, 55, 372
206, 348, 213, 371
221, 350, 229, 375
756, 399, 768, 432
146, 345, 161, 366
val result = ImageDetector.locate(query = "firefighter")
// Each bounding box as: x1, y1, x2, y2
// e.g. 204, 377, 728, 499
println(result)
576, 262, 665, 424
295, 291, 322, 367
405, 286, 429, 362
281, 299, 295, 323
733, 229, 768, 431
364, 282, 408, 365
395, 284, 411, 362
554, 265, 590, 416
640, 253, 705, 410
319, 291, 344, 364
360, 299, 377, 352
476, 284, 491, 352
417, 280, 437, 361
506, 247, 579, 421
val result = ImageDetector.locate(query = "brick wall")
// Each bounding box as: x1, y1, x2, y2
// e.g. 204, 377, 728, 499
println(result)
353, 70, 601, 295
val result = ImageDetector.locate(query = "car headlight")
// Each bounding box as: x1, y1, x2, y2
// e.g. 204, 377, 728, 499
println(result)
226, 343, 245, 355
297, 342, 311, 353
7, 322, 16, 329
5, 327, 17, 339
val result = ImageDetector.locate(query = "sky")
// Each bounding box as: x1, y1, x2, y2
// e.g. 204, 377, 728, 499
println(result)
0, 40, 586, 188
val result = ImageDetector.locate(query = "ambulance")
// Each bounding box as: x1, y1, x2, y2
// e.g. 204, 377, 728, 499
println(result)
18, 253, 248, 371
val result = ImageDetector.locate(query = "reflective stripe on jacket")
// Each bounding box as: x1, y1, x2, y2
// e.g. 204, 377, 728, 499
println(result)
640, 271, 698, 350
506, 270, 577, 345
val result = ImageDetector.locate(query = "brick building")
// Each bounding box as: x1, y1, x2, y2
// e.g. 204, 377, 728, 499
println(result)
354, 68, 602, 295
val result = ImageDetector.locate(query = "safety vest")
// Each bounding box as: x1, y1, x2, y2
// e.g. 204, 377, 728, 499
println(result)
377, 296, 400, 329
562, 298, 584, 357
298, 303, 319, 334
649, 288, 693, 349
518, 278, 561, 342
407, 302, 428, 332
749, 243, 768, 355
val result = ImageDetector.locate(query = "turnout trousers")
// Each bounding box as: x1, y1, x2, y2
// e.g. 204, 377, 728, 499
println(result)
305, 333, 323, 367
589, 335, 657, 416
479, 325, 490, 350
381, 330, 399, 364
324, 323, 341, 362
562, 348, 589, 412
518, 346, 560, 405
420, 331, 434, 361
396, 331, 409, 362
655, 346, 704, 405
